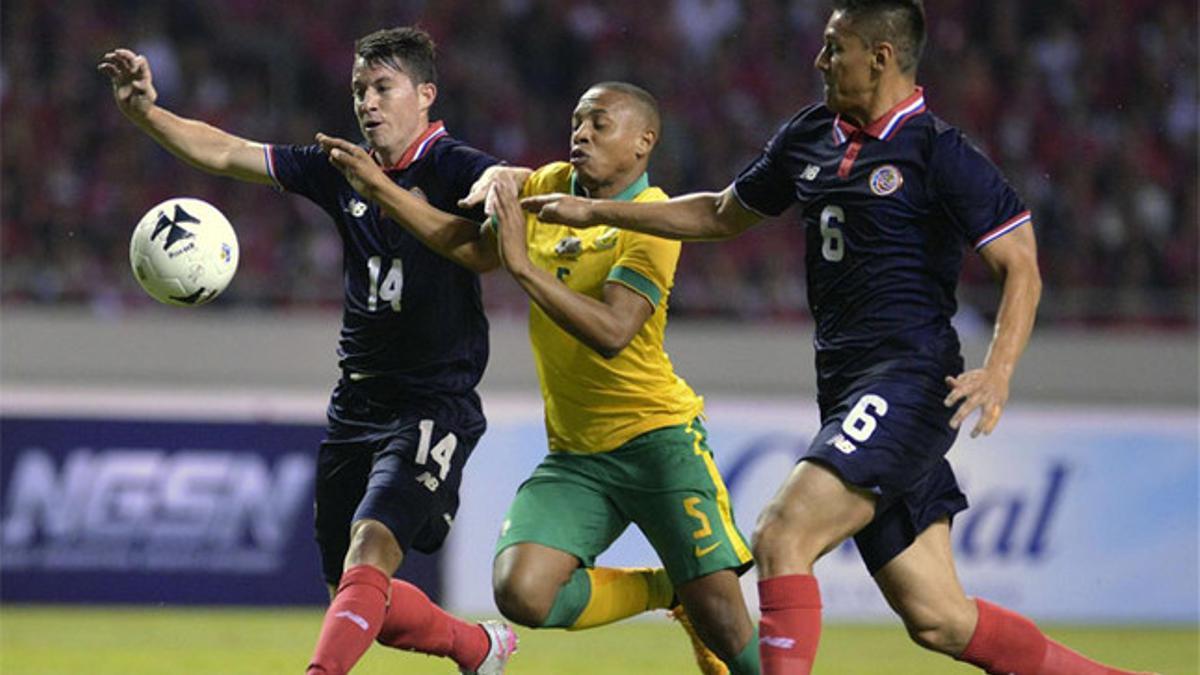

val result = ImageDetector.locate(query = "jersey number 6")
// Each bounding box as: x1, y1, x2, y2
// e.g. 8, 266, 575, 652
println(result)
819, 205, 845, 263
841, 393, 888, 443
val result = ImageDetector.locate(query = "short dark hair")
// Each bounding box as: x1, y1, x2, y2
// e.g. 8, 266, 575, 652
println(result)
832, 0, 926, 74
590, 81, 662, 137
354, 27, 437, 85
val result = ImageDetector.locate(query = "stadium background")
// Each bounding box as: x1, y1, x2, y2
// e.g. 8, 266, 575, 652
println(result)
1, 0, 1197, 673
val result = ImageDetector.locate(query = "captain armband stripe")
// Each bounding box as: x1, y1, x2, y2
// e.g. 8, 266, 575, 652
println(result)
974, 211, 1031, 250
607, 266, 663, 308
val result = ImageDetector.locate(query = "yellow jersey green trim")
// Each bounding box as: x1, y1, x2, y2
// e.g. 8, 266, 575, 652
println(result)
571, 171, 650, 202
607, 265, 662, 308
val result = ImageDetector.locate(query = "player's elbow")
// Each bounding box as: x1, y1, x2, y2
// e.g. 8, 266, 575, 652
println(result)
450, 243, 501, 274
710, 218, 751, 240
461, 254, 501, 275
589, 323, 639, 360
1010, 254, 1042, 304
592, 335, 630, 360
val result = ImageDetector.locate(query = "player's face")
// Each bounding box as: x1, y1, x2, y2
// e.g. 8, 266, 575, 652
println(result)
815, 11, 877, 120
351, 57, 434, 162
569, 89, 651, 196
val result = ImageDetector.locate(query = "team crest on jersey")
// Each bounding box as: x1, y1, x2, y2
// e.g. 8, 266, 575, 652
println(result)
869, 165, 903, 196
345, 198, 368, 218
554, 235, 582, 257
593, 228, 619, 251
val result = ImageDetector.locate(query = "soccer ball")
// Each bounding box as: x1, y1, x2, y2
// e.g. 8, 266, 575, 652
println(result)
129, 197, 239, 306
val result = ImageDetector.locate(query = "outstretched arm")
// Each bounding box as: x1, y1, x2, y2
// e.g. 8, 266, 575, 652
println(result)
317, 133, 499, 273
493, 183, 651, 359
944, 224, 1042, 437
522, 186, 761, 241
97, 48, 271, 185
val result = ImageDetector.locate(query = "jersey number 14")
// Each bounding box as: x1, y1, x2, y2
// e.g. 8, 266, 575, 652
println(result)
367, 256, 403, 312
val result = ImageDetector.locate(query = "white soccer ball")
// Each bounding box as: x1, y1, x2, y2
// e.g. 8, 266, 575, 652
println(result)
129, 197, 239, 306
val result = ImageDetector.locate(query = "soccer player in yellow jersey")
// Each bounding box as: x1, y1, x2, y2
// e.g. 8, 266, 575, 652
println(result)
316, 82, 761, 675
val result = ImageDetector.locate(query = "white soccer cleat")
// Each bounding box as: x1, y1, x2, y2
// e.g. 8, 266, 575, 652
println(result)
459, 620, 518, 675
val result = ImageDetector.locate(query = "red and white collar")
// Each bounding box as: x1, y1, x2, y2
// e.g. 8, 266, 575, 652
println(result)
375, 121, 448, 172
832, 87, 926, 145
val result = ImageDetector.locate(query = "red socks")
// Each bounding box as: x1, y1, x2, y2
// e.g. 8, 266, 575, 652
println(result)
376, 578, 490, 671
959, 598, 1142, 674
307, 564, 390, 675
307, 566, 490, 674
758, 574, 822, 675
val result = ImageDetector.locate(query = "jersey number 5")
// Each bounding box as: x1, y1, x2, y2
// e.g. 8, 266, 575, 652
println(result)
819, 205, 845, 263
367, 256, 403, 312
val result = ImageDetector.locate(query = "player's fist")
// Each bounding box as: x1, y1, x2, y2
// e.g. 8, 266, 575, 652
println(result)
97, 49, 157, 120
521, 194, 598, 227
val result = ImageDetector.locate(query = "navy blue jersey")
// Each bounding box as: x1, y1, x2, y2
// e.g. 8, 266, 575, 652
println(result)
266, 122, 499, 395
732, 88, 1030, 399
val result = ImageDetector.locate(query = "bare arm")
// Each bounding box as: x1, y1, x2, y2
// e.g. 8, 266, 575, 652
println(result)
317, 133, 499, 273
98, 48, 271, 185
944, 223, 1042, 436
521, 185, 761, 241
493, 183, 652, 358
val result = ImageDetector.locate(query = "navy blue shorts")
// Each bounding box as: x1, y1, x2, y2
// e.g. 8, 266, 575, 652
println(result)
805, 374, 968, 574
314, 377, 485, 586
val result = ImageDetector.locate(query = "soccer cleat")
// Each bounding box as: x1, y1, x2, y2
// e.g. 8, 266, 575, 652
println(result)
669, 605, 729, 675
459, 620, 518, 675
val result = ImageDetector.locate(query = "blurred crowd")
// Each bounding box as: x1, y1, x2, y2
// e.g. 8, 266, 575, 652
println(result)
2, 0, 1196, 327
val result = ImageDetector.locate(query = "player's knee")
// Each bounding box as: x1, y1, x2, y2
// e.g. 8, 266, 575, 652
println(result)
492, 566, 555, 627
751, 501, 810, 570
345, 519, 402, 572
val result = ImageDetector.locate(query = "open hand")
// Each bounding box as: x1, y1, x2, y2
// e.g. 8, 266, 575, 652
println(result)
316, 133, 387, 198
944, 368, 1011, 438
97, 48, 158, 120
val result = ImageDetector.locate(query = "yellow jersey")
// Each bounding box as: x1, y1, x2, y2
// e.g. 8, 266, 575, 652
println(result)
518, 162, 704, 454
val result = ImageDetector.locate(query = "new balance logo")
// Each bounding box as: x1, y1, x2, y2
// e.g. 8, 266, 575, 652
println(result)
345, 198, 368, 218
335, 610, 369, 631
801, 164, 821, 181
760, 635, 797, 650
828, 433, 857, 455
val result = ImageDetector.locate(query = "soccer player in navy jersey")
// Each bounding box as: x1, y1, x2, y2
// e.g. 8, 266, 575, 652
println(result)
522, 2, 1153, 674
99, 27, 517, 675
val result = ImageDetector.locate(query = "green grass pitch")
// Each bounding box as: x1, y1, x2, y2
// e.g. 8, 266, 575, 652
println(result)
0, 605, 1194, 674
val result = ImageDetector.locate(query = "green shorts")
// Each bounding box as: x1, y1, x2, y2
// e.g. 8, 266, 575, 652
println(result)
495, 418, 753, 585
